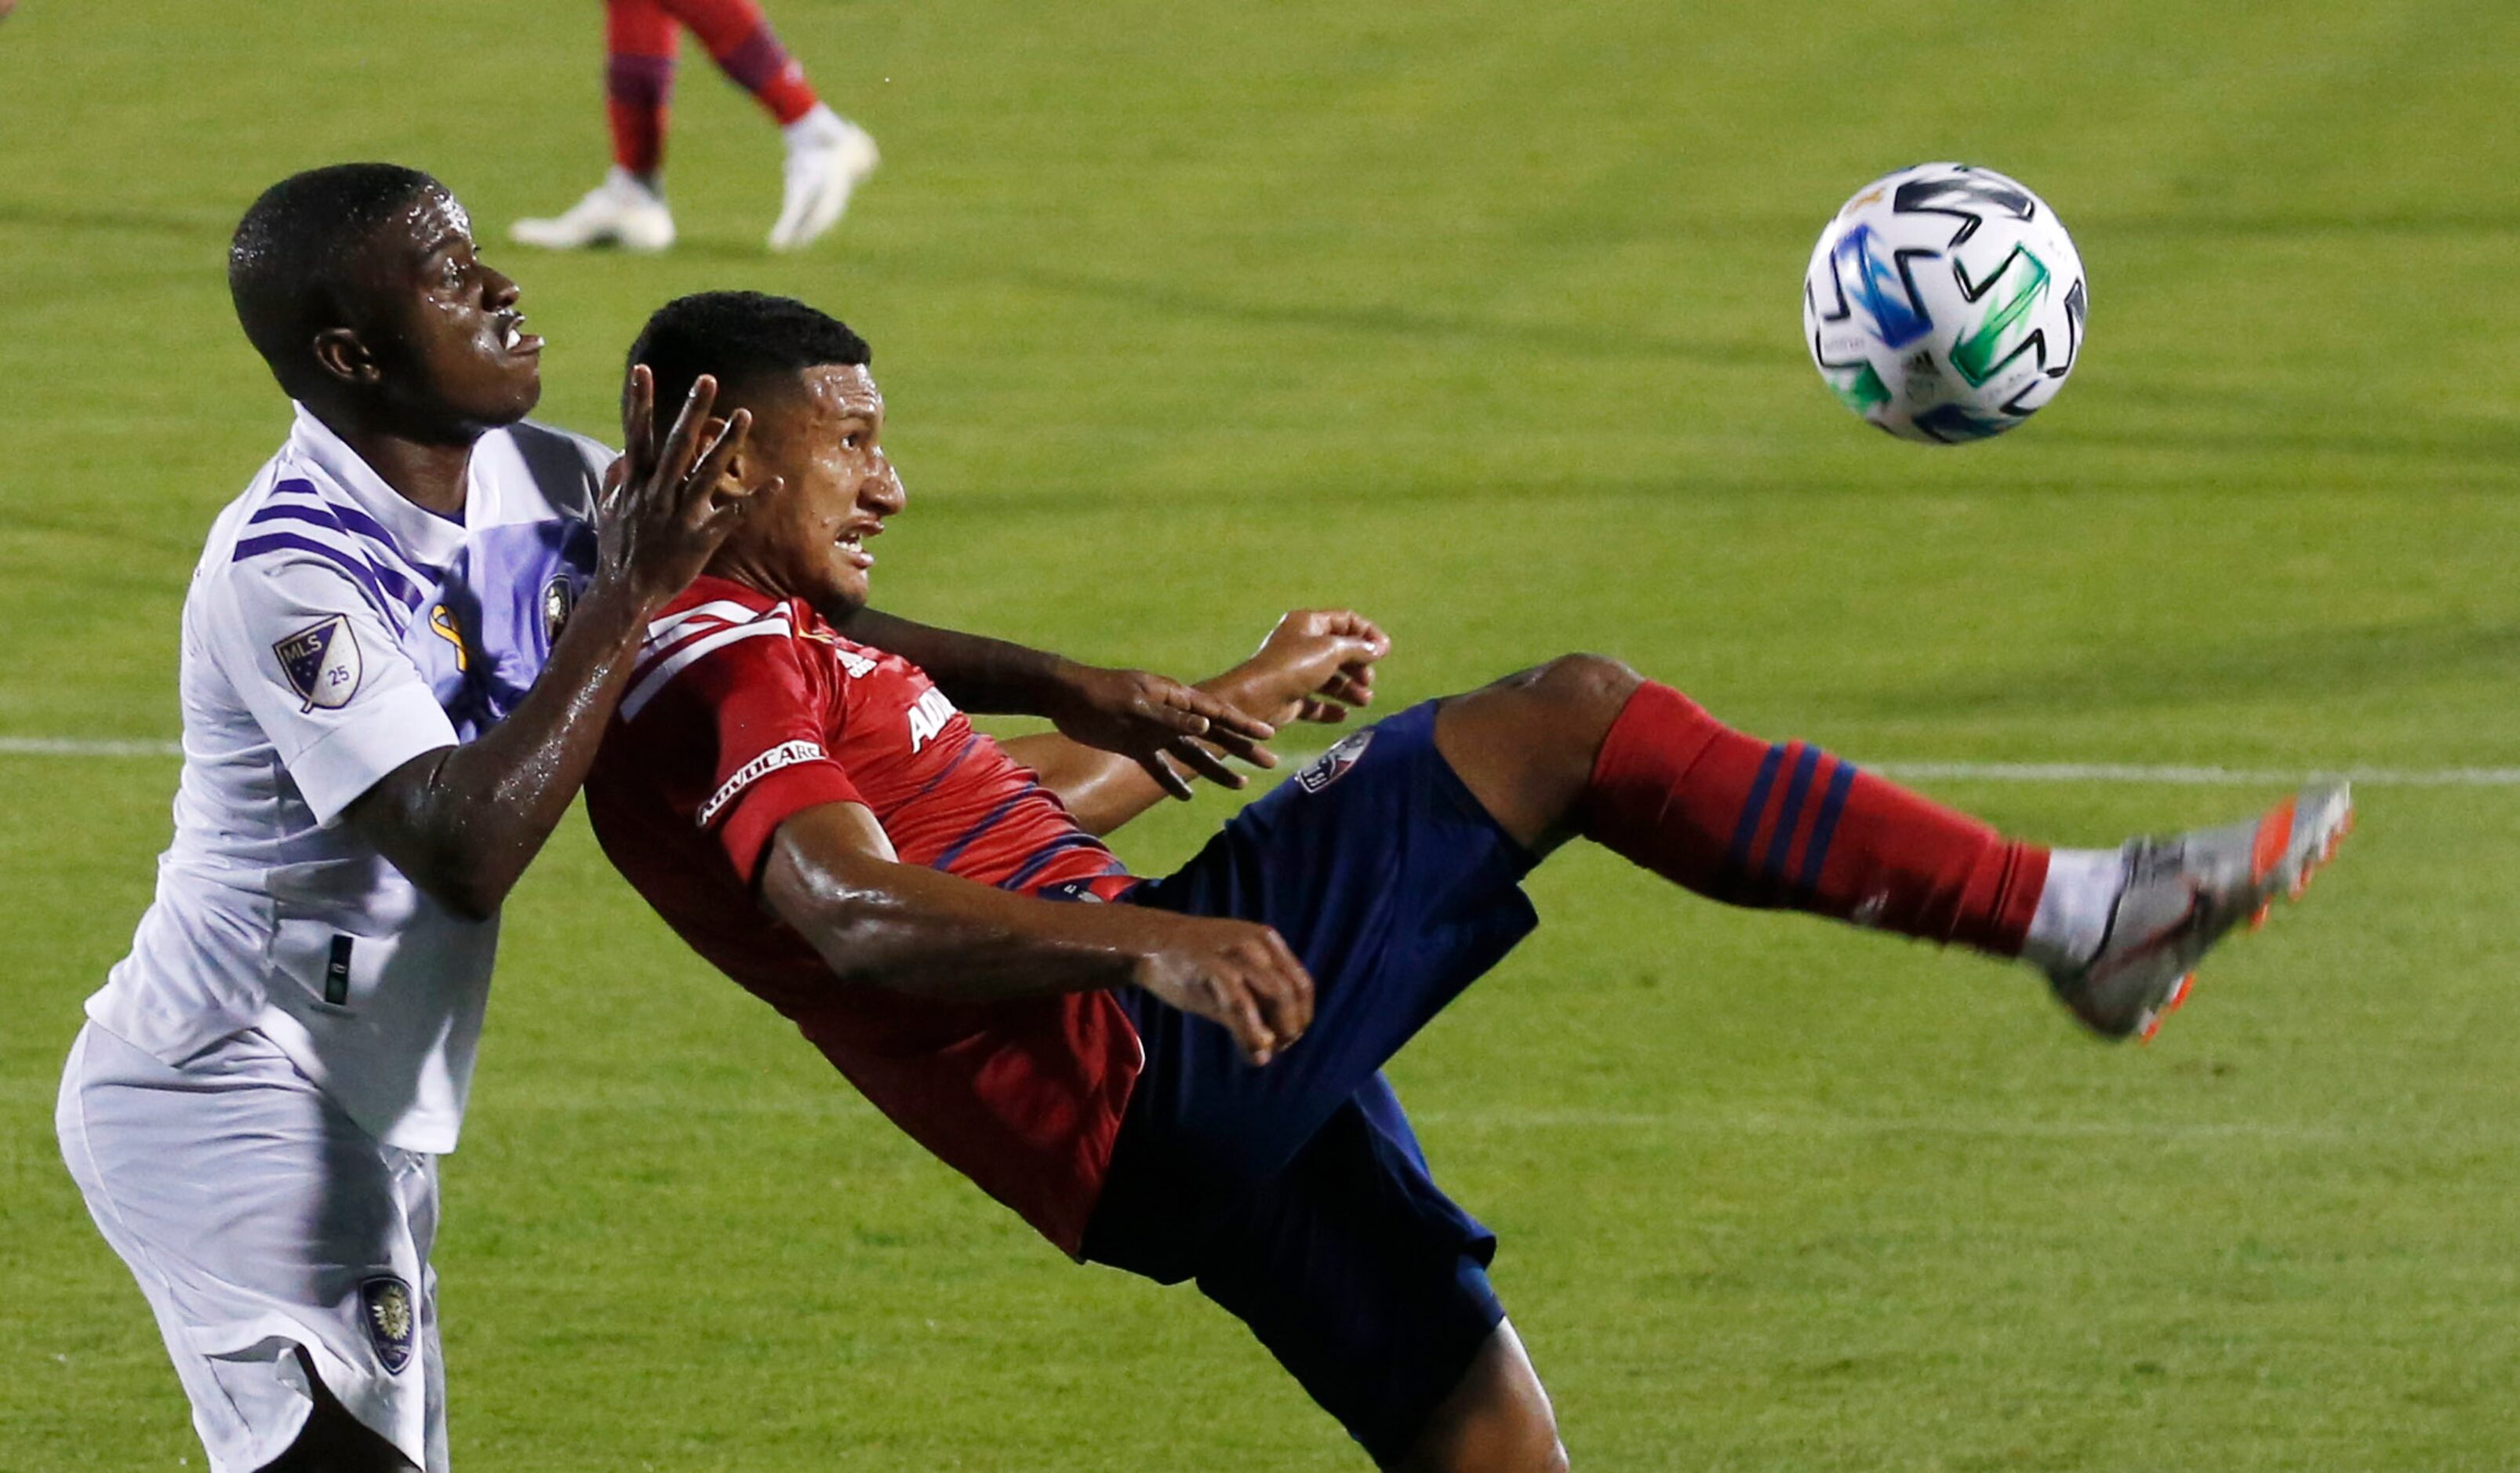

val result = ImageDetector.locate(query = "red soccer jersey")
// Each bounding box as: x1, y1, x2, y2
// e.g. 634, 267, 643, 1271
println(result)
584, 576, 1143, 1254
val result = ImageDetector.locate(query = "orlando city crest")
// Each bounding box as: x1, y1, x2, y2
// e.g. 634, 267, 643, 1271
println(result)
1296, 729, 1374, 795
272, 616, 362, 712
540, 572, 577, 645
358, 1275, 416, 1374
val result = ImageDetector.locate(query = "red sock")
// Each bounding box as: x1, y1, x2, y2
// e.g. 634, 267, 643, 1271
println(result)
657, 0, 821, 125
1579, 682, 2048, 956
605, 0, 680, 178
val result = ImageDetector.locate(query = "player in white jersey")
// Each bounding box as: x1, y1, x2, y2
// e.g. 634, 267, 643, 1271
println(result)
56, 164, 1275, 1473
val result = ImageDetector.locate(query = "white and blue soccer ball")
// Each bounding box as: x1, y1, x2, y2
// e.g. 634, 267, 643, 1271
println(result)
1802, 162, 2086, 444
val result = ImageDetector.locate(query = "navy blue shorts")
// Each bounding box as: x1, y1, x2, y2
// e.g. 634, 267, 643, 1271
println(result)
1082, 701, 1541, 1466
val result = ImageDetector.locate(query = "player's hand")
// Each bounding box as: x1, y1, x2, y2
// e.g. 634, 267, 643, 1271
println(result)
1133, 915, 1315, 1066
1223, 610, 1389, 729
1045, 664, 1278, 802
597, 366, 762, 611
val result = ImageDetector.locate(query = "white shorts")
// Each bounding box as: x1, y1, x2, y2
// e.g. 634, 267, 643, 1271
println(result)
56, 1022, 448, 1473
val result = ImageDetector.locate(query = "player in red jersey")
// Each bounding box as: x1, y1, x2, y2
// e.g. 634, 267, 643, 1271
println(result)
511, 0, 876, 254
585, 292, 2353, 1470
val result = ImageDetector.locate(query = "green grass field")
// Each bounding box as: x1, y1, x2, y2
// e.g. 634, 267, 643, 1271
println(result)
5, 0, 2518, 1466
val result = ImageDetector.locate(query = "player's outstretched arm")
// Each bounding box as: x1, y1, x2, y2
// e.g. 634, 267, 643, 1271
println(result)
1003, 610, 1389, 836
343, 369, 753, 920
827, 605, 1278, 802
761, 801, 1314, 1065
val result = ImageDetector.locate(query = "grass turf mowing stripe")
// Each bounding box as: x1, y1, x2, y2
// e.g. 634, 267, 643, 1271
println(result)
8, 736, 2516, 789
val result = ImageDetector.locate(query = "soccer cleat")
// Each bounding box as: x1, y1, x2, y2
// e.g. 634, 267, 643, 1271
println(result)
768, 111, 878, 252
511, 169, 676, 253
2042, 783, 2354, 1042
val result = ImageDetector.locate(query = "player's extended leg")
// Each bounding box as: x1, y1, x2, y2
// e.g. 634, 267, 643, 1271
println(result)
1397, 1323, 1567, 1473
510, 0, 680, 252
258, 1356, 413, 1473
56, 1024, 444, 1473
653, 0, 878, 249
1432, 655, 2352, 1041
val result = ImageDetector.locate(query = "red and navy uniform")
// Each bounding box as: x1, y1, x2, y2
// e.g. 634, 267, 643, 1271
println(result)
588, 576, 1542, 1466
584, 576, 1142, 1253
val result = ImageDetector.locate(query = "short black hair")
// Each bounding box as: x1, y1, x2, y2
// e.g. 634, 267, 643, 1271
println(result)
627, 291, 871, 428
230, 162, 446, 395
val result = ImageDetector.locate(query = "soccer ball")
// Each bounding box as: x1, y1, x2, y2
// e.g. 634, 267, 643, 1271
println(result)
1802, 162, 2086, 444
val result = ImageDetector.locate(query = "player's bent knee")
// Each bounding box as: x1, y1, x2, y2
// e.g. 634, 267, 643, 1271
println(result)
1522, 653, 1642, 730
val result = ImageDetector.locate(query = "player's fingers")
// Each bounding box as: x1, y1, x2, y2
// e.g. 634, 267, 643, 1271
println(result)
685, 408, 753, 510
1177, 684, 1274, 744
1133, 750, 1195, 802
1190, 722, 1270, 767
1299, 699, 1347, 724
700, 475, 773, 533
1314, 610, 1391, 656
622, 365, 656, 471
1256, 930, 1315, 1038
654, 375, 719, 491
1165, 737, 1248, 790
1215, 978, 1277, 1066
598, 453, 631, 520
1131, 691, 1210, 739
1243, 958, 1308, 1052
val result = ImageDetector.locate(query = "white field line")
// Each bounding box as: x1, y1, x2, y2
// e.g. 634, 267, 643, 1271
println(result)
1871, 761, 2520, 787
7, 736, 2515, 788
0, 736, 183, 758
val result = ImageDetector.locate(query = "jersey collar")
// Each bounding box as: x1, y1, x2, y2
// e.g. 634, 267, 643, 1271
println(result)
285, 403, 479, 571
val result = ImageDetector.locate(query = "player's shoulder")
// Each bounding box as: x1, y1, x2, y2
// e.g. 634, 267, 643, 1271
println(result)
193, 453, 388, 610
620, 578, 820, 722
474, 419, 616, 522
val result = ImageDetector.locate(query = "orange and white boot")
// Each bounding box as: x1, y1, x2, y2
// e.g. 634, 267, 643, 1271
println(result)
2042, 783, 2354, 1042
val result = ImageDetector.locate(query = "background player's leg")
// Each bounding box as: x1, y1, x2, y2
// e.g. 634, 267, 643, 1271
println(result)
653, 0, 817, 125
1435, 655, 2054, 956
652, 0, 878, 248
605, 0, 681, 189
1396, 1322, 1569, 1473
510, 0, 680, 250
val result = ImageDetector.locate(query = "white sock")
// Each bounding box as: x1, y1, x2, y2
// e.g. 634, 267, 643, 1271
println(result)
2023, 847, 2128, 972
783, 104, 845, 151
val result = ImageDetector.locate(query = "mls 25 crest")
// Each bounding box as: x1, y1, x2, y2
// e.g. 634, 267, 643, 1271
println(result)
273, 616, 362, 712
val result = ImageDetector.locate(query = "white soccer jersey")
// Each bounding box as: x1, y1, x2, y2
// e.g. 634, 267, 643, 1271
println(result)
85, 405, 611, 1154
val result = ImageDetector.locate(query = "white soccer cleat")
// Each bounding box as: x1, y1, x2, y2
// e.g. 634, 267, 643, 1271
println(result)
510, 169, 676, 253
769, 109, 878, 252
2042, 783, 2355, 1042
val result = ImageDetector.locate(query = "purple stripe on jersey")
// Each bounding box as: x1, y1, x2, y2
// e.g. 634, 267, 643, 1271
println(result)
243, 507, 427, 607
232, 533, 403, 621
1000, 833, 1109, 893
907, 734, 980, 803
929, 783, 1042, 874
266, 479, 431, 575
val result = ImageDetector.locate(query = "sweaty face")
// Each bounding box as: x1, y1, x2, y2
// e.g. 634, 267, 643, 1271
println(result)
715, 364, 904, 612
352, 189, 544, 435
